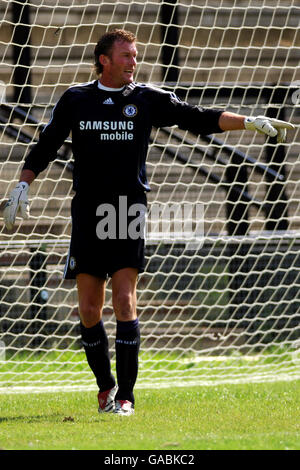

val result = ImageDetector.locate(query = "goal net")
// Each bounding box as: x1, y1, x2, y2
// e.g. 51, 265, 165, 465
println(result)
0, 0, 299, 392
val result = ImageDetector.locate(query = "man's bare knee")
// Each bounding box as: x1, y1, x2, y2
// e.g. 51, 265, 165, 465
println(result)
80, 303, 102, 328
114, 292, 136, 321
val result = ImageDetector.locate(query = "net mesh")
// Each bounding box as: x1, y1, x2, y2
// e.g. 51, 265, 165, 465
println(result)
0, 0, 299, 392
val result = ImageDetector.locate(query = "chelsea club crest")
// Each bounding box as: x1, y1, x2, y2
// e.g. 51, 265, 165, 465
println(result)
123, 104, 138, 117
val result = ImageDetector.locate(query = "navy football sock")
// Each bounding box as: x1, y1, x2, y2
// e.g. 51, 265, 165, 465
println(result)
115, 318, 140, 405
80, 320, 116, 392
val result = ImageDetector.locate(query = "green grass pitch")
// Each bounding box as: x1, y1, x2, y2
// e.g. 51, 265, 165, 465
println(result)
0, 380, 299, 450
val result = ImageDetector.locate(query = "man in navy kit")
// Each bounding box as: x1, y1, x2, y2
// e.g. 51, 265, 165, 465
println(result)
4, 29, 294, 415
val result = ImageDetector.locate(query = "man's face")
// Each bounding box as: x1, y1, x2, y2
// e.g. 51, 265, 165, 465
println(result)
100, 40, 137, 87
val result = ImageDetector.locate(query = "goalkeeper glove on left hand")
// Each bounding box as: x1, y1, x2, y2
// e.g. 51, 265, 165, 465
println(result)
3, 182, 30, 230
244, 115, 295, 143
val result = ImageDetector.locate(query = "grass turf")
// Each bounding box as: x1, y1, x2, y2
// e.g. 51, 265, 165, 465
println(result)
0, 380, 299, 450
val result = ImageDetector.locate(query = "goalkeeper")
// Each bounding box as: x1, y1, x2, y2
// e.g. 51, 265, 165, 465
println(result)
3, 29, 294, 416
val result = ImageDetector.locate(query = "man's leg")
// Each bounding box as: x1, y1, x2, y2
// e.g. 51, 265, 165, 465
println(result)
112, 267, 140, 414
77, 273, 116, 404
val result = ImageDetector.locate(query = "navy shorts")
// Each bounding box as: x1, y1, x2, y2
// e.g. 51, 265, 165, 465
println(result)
64, 191, 147, 280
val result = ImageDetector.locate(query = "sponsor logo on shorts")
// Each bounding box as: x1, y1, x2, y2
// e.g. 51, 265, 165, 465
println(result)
69, 256, 76, 270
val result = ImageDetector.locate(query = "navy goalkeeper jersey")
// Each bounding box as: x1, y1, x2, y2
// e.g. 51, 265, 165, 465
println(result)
23, 80, 223, 196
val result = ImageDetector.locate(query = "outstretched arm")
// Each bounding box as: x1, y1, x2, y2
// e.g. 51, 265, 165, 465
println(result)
150, 89, 295, 142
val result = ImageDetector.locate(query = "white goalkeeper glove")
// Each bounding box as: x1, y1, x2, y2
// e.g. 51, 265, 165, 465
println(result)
3, 182, 30, 230
244, 115, 295, 143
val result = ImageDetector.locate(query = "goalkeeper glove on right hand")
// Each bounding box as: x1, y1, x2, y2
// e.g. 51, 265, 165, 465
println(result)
244, 115, 295, 143
3, 182, 30, 230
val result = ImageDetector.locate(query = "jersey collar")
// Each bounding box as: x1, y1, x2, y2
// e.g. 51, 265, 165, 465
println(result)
97, 80, 125, 92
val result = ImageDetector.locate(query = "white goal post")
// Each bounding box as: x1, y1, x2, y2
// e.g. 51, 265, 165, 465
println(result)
0, 0, 300, 392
